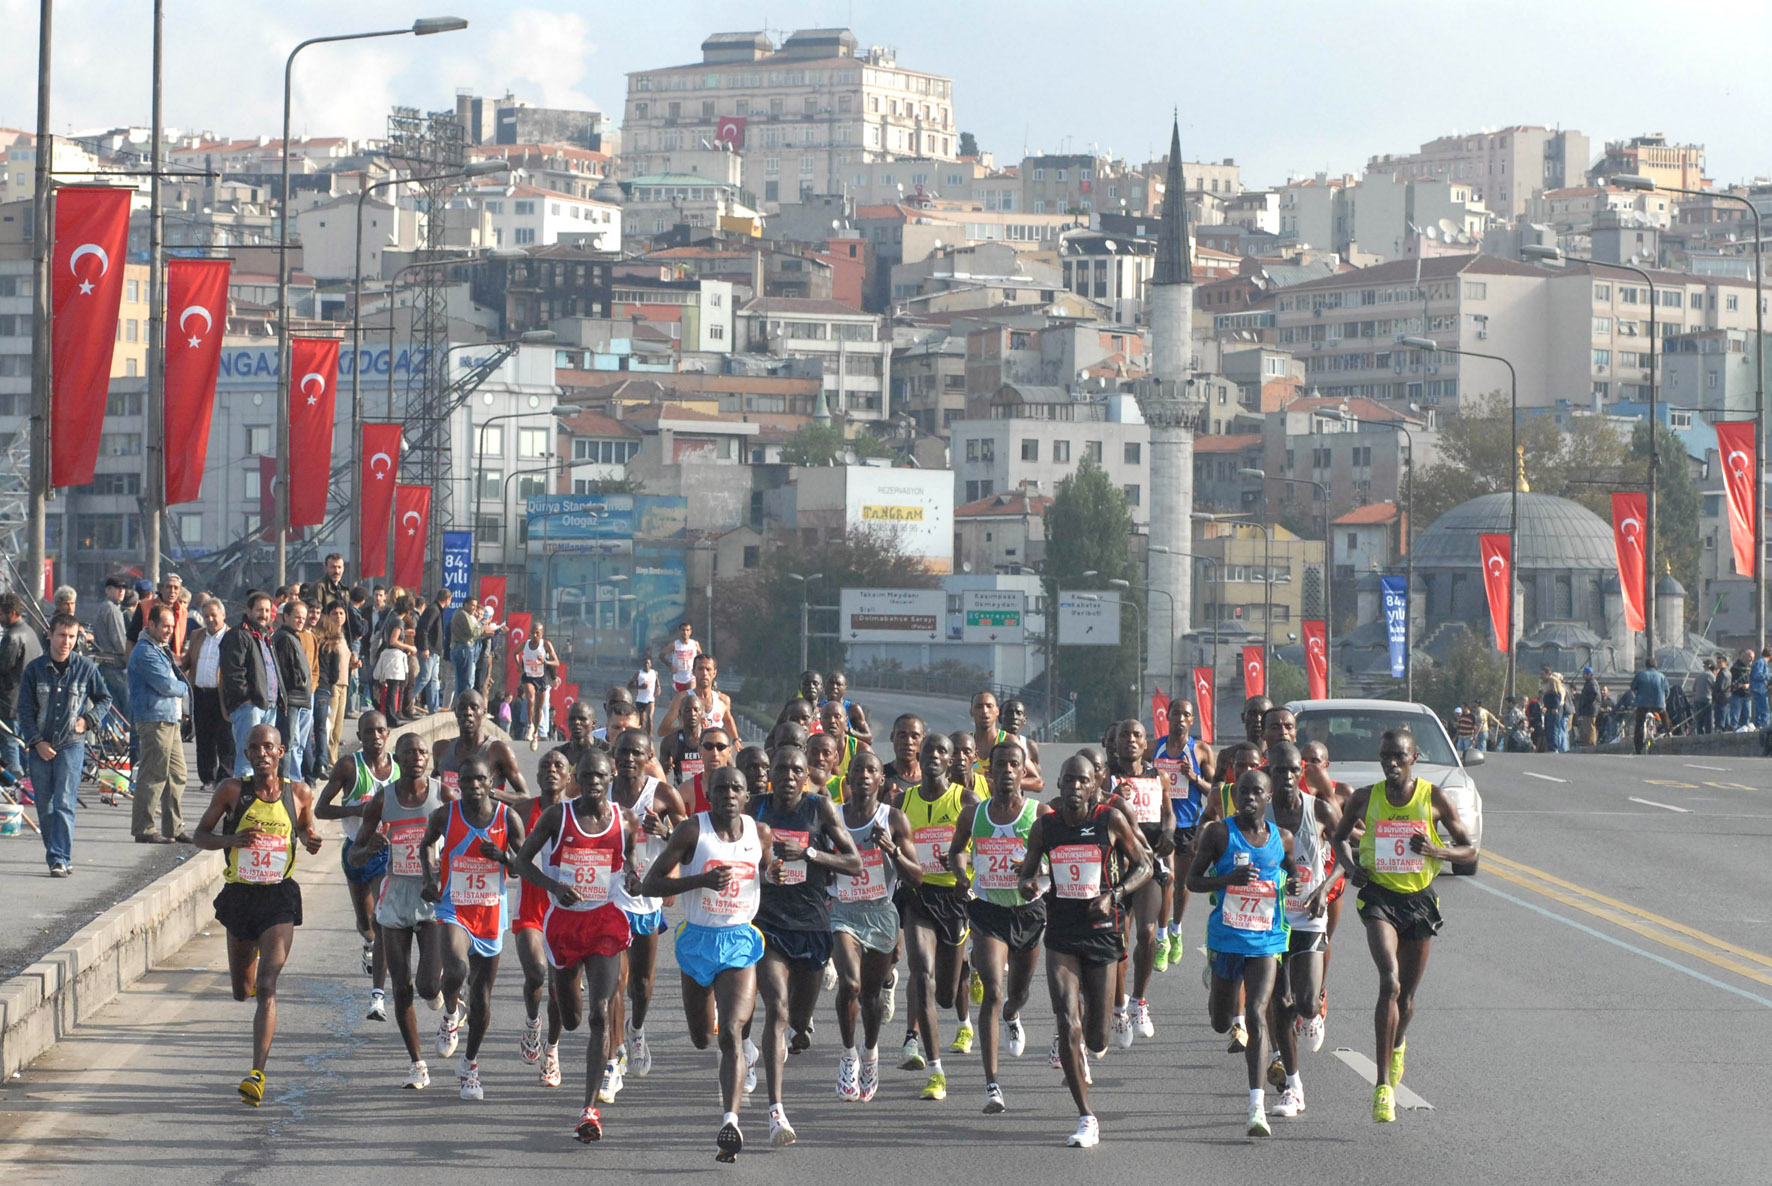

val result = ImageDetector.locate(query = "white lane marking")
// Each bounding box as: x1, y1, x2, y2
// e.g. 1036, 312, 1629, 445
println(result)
1466, 879, 1772, 1010
1628, 797, 1691, 813
1522, 771, 1567, 783
1487, 810, 1772, 818
1331, 1049, 1434, 1110
1684, 764, 1731, 772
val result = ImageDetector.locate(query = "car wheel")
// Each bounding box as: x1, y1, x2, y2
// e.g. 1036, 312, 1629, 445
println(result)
1451, 858, 1479, 877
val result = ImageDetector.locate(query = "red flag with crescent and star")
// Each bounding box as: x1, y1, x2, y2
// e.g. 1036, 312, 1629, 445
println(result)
1192, 667, 1215, 745
360, 424, 403, 579
392, 484, 430, 589
714, 116, 746, 149
1303, 619, 1327, 699
163, 259, 231, 504
551, 679, 579, 728
51, 186, 132, 487
479, 576, 507, 623
1716, 420, 1757, 578
1611, 492, 1648, 632
257, 455, 277, 540
1150, 686, 1170, 738
505, 613, 533, 693
1480, 533, 1511, 653
1242, 646, 1266, 699
287, 337, 340, 528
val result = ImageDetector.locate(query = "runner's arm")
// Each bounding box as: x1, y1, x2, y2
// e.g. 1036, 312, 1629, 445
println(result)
1108, 808, 1153, 901
347, 790, 389, 866
640, 818, 717, 897
192, 781, 250, 849
418, 804, 449, 899
1184, 821, 1238, 894
512, 802, 573, 901
1014, 814, 1049, 900
656, 691, 686, 739
883, 808, 923, 887
493, 742, 531, 800
1329, 785, 1371, 887
811, 795, 864, 876
293, 781, 324, 853
312, 754, 361, 820
945, 807, 977, 894
1421, 783, 1477, 864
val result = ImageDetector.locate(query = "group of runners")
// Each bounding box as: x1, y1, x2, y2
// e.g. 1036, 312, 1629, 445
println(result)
191, 670, 1476, 1158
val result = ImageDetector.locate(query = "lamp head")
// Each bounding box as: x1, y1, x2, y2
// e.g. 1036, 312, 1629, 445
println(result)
412, 16, 469, 35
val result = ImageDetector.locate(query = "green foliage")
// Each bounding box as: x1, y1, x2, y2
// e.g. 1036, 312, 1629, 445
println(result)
575, 474, 645, 495
1267, 657, 1307, 707
958, 131, 979, 159
1631, 420, 1699, 618
1412, 629, 1509, 724
779, 423, 894, 467
1043, 458, 1140, 735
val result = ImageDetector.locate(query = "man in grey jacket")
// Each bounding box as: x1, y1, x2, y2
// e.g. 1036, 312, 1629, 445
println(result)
128, 603, 191, 843
20, 613, 111, 876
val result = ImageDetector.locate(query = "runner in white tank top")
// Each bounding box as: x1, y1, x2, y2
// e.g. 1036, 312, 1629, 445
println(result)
608, 726, 688, 1082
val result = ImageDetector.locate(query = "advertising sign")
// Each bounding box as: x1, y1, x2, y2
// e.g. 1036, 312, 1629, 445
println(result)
844, 467, 953, 575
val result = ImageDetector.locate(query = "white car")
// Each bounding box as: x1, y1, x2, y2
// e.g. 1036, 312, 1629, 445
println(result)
1284, 698, 1484, 875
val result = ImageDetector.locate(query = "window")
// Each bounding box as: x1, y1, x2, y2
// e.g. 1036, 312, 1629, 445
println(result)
516, 474, 547, 499
477, 468, 502, 499
75, 513, 135, 551
125, 319, 139, 342
178, 513, 202, 544
1122, 484, 1141, 506
100, 432, 141, 456
1033, 169, 1044, 181
1084, 440, 1103, 462
1052, 440, 1071, 463
475, 514, 502, 544
75, 471, 141, 495
1020, 439, 1039, 461
514, 228, 536, 245
1727, 294, 1740, 312
517, 426, 550, 459
1593, 317, 1611, 335
514, 200, 536, 215
1123, 442, 1141, 464
1346, 531, 1359, 551
1594, 283, 1610, 301
1593, 349, 1611, 368
478, 426, 504, 454
1462, 282, 1486, 299
245, 426, 272, 454
105, 391, 143, 416
126, 279, 139, 302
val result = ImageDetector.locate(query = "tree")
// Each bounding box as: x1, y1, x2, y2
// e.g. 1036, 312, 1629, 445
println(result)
1413, 628, 1509, 726
1267, 657, 1307, 707
1043, 457, 1140, 735
778, 422, 894, 467
958, 131, 979, 159
1632, 420, 1700, 618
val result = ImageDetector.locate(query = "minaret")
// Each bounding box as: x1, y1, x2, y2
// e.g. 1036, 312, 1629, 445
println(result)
1136, 116, 1205, 695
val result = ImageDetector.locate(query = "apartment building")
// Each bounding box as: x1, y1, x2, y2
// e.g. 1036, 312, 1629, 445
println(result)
466, 182, 620, 250
949, 388, 1149, 523
1365, 125, 1590, 217
736, 296, 890, 420
1590, 134, 1705, 192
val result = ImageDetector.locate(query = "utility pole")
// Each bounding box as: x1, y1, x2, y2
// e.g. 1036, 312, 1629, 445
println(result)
27, 0, 53, 603
143, 0, 165, 579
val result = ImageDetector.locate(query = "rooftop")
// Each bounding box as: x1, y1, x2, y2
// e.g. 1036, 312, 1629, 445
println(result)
957, 489, 1052, 518
1333, 501, 1402, 526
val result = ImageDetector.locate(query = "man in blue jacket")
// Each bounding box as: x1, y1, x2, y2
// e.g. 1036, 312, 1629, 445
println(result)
19, 613, 112, 876
128, 603, 191, 844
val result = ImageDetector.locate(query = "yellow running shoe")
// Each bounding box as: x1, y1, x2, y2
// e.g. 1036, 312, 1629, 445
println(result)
921, 1069, 948, 1101
969, 970, 984, 1005
238, 1069, 265, 1107
1389, 1040, 1406, 1087
1153, 940, 1170, 973
1372, 1083, 1396, 1123
949, 1023, 975, 1054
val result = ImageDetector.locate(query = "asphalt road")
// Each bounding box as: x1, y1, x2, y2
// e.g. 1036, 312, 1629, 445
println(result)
4, 746, 1771, 1183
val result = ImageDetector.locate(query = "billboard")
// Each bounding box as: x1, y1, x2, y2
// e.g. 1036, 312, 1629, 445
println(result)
525, 493, 689, 544
961, 588, 1025, 644
844, 467, 953, 575
840, 588, 947, 643
1057, 589, 1121, 646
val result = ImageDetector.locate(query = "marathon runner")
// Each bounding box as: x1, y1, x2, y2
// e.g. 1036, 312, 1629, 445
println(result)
1262, 705, 1298, 752
608, 728, 686, 1090
817, 698, 865, 782
313, 711, 397, 1020
1104, 718, 1173, 1047
777, 697, 818, 735
1300, 739, 1352, 1019
1154, 698, 1214, 972
945, 729, 984, 1058
560, 699, 598, 763
659, 696, 706, 785
736, 744, 770, 807
949, 739, 1050, 1114
998, 698, 1043, 790
1329, 728, 1477, 1122
1241, 695, 1273, 745
679, 724, 736, 816
349, 731, 444, 1089
1019, 751, 1150, 1147
513, 747, 637, 1142
666, 621, 702, 694
1195, 738, 1267, 1048
881, 714, 926, 799
420, 754, 528, 1101
829, 750, 918, 1103
641, 766, 774, 1162
967, 692, 1006, 781
807, 731, 846, 802
192, 724, 324, 1106
1187, 768, 1297, 1139
658, 654, 733, 740
506, 746, 577, 1088
434, 690, 531, 802
822, 670, 873, 745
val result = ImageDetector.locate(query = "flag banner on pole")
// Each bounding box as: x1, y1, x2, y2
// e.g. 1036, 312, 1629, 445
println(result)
51, 186, 132, 487
1302, 619, 1327, 699
1242, 645, 1266, 699
1150, 686, 1170, 738
359, 424, 402, 578
392, 484, 431, 590
504, 613, 533, 693
1192, 667, 1215, 745
257, 455, 277, 540
441, 530, 473, 630
551, 680, 580, 728
478, 576, 507, 622
1716, 420, 1757, 578
1380, 575, 1408, 678
287, 337, 340, 527
1480, 533, 1511, 653
1610, 491, 1648, 633
163, 259, 231, 504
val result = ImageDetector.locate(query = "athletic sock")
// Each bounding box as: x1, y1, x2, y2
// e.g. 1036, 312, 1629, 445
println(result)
843, 1046, 858, 1060
546, 1042, 558, 1056
1286, 1072, 1302, 1092
1249, 1088, 1264, 1109
371, 988, 385, 999
723, 1111, 738, 1127
864, 1046, 878, 1060
928, 1058, 943, 1075
1232, 1014, 1245, 1030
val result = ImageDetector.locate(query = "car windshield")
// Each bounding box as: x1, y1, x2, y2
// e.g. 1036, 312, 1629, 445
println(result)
1293, 708, 1458, 767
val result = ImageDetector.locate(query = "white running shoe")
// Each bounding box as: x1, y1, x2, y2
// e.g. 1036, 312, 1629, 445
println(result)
366, 994, 387, 1022
361, 942, 374, 976
822, 959, 838, 992
628, 1024, 652, 1078
858, 1054, 879, 1102
436, 1009, 460, 1058
1133, 998, 1154, 1039
1306, 1014, 1326, 1053
597, 1061, 623, 1104
983, 1082, 1007, 1114
900, 1035, 926, 1071
519, 1019, 543, 1064
425, 991, 444, 1012
1066, 1114, 1100, 1148
1273, 1085, 1306, 1118
540, 1046, 561, 1088
836, 1052, 860, 1101
1246, 1101, 1271, 1138
1049, 1034, 1062, 1070
1005, 1015, 1026, 1058
1112, 1008, 1134, 1049
881, 971, 897, 1024
744, 1038, 760, 1094
459, 1059, 483, 1101
403, 1059, 429, 1090
768, 1104, 796, 1147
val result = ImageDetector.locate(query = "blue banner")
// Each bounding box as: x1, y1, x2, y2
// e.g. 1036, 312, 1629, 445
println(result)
442, 531, 473, 628
1380, 575, 1408, 679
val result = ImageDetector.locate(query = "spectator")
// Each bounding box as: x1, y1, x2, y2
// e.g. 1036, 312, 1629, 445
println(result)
1729, 650, 1753, 730
1753, 647, 1771, 729
1453, 705, 1477, 758
1501, 696, 1529, 752
51, 584, 78, 622
184, 596, 233, 788
313, 553, 352, 621
219, 593, 278, 777
92, 575, 131, 716
633, 656, 659, 732
19, 612, 110, 876
0, 592, 42, 776
1526, 697, 1545, 752
449, 595, 487, 700
128, 603, 191, 844
1596, 685, 1618, 743
1712, 654, 1732, 732
1540, 666, 1569, 753
1694, 659, 1716, 736
475, 600, 499, 699
347, 584, 370, 711
374, 594, 417, 720
271, 599, 314, 779
1631, 658, 1670, 755
311, 603, 351, 778
416, 588, 447, 713
1573, 667, 1600, 746
405, 591, 428, 714
128, 572, 192, 654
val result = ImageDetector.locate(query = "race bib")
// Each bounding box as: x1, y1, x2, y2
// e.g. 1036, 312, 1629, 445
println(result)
838, 847, 888, 903
238, 831, 288, 884
1289, 857, 1317, 899
1050, 844, 1103, 900
1121, 776, 1162, 824
441, 771, 460, 797
1223, 879, 1279, 931
682, 755, 705, 779
449, 855, 501, 906
632, 833, 661, 881
913, 825, 955, 874
772, 830, 810, 886
388, 820, 426, 878
1374, 819, 1426, 874
557, 846, 615, 905
974, 835, 1024, 892
1154, 757, 1184, 795
700, 859, 757, 918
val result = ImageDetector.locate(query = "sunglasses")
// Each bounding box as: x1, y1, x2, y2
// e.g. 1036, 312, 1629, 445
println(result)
700, 740, 732, 751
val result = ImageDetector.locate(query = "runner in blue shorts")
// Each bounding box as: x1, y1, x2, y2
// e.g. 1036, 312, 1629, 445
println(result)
315, 711, 398, 1019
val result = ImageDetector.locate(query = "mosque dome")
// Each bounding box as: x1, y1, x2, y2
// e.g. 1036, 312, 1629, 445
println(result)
1414, 492, 1617, 572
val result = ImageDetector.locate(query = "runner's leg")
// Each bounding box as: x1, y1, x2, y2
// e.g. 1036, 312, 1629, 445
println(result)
250, 922, 295, 1074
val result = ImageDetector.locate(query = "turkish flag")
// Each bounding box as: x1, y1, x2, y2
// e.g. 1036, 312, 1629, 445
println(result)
1480, 533, 1511, 653
1716, 420, 1757, 578
360, 424, 402, 578
551, 680, 579, 726
51, 186, 132, 487
1303, 619, 1327, 699
392, 484, 430, 589
287, 337, 340, 527
505, 613, 533, 692
1242, 645, 1266, 699
1610, 492, 1648, 632
1192, 667, 1215, 745
714, 116, 746, 149
162, 259, 231, 504
1150, 686, 1170, 738
257, 455, 277, 540
478, 576, 507, 622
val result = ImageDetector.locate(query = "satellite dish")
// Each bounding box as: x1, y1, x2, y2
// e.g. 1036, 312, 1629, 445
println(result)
1422, 226, 1438, 241
1104, 239, 1118, 252
1456, 231, 1473, 245
1438, 217, 1459, 236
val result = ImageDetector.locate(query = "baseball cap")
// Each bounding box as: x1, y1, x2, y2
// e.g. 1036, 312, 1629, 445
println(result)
133, 579, 154, 594
1581, 666, 1593, 675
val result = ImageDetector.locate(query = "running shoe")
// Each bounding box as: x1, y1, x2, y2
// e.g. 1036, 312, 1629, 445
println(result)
1305, 1015, 1326, 1053
436, 1009, 460, 1058
1246, 1101, 1271, 1139
540, 1047, 562, 1088
366, 993, 387, 1022
950, 1023, 975, 1054
361, 942, 374, 976
628, 1024, 652, 1078
1388, 1040, 1406, 1087
575, 1105, 602, 1143
597, 1060, 623, 1104
1112, 1008, 1134, 1049
530, 733, 540, 753
969, 969, 984, 1005
837, 1052, 860, 1101
238, 1069, 265, 1107
716, 1119, 744, 1163
1168, 931, 1186, 968
1048, 1034, 1062, 1070
983, 1082, 1007, 1114
790, 1027, 812, 1055
744, 1038, 760, 1093
1133, 999, 1154, 1039
768, 1104, 796, 1147
520, 1019, 544, 1064
1372, 1083, 1396, 1123
1226, 1022, 1248, 1053
921, 1069, 948, 1100
881, 971, 897, 1023
426, 991, 444, 1012
1066, 1114, 1100, 1148
1005, 1015, 1026, 1058
1273, 1085, 1306, 1118
403, 1060, 430, 1090
1153, 941, 1170, 973
459, 1059, 483, 1101
858, 1054, 879, 1102
823, 959, 839, 992
900, 1036, 926, 1071
1267, 1051, 1287, 1090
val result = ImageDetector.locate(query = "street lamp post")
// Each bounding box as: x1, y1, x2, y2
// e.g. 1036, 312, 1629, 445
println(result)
1193, 513, 1272, 691
1335, 409, 1416, 699
1523, 244, 1658, 668
1615, 173, 1766, 648
1111, 577, 1172, 694
275, 15, 469, 587
1239, 467, 1333, 696
1090, 586, 1146, 700
789, 573, 824, 673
